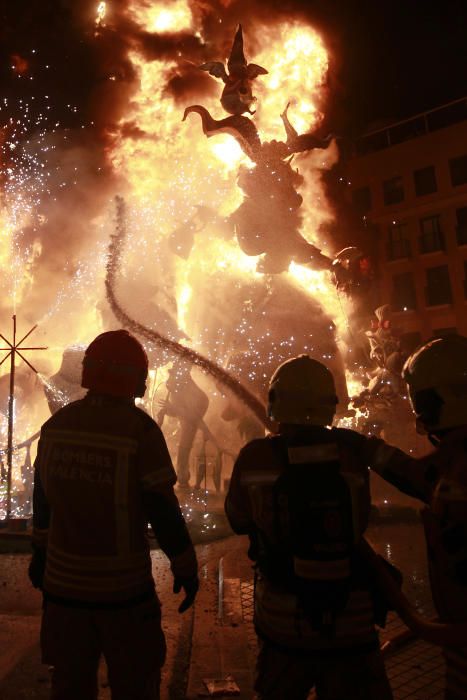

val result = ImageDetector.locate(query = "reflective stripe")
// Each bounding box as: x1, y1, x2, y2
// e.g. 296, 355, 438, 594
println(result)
44, 429, 138, 452
47, 543, 149, 570
44, 544, 153, 598
254, 579, 376, 648
240, 470, 281, 486
45, 565, 152, 590
288, 443, 339, 464
293, 556, 350, 580
45, 570, 152, 594
45, 547, 153, 593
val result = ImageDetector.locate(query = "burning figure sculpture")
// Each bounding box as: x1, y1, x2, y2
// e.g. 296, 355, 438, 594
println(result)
157, 360, 219, 488
184, 27, 334, 274
352, 306, 412, 443
199, 25, 267, 116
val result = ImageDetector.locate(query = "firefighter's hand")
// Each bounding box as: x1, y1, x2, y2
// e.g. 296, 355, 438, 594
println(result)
28, 546, 46, 590
173, 574, 199, 613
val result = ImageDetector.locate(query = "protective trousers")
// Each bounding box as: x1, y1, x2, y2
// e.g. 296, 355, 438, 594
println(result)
254, 639, 393, 700
41, 597, 166, 700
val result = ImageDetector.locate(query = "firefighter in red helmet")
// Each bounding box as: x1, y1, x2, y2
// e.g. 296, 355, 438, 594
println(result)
29, 330, 198, 700
225, 355, 418, 700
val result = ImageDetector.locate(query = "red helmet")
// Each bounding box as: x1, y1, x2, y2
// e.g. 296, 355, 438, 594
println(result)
81, 330, 148, 398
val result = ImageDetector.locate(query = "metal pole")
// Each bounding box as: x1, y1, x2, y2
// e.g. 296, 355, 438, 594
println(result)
6, 315, 16, 522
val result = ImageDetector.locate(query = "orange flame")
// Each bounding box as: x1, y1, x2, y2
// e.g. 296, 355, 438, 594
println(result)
109, 2, 360, 404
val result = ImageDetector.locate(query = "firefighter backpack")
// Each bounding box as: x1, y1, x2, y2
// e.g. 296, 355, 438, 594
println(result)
270, 435, 369, 635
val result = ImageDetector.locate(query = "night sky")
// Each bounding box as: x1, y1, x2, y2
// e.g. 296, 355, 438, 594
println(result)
1, 0, 466, 138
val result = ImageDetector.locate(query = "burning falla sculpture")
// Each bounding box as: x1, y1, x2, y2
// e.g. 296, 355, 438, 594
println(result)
183, 25, 334, 274
351, 305, 413, 442
199, 24, 268, 116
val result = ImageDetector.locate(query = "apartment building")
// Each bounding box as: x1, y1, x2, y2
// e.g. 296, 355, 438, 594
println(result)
343, 97, 467, 352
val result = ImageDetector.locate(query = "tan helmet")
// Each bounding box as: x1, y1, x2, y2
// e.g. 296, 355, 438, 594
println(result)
402, 335, 467, 433
267, 355, 338, 426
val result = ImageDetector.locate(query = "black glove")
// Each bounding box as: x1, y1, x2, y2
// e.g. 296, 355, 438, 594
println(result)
173, 574, 199, 613
28, 546, 46, 590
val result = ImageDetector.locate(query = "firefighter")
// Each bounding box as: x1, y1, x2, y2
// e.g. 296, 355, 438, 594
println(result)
28, 330, 199, 700
371, 335, 467, 699
225, 355, 402, 700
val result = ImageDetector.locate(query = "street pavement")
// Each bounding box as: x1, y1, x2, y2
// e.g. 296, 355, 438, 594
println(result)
0, 513, 448, 699
187, 508, 444, 700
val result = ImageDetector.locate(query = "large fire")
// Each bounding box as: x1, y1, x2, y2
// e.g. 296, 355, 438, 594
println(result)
0, 0, 361, 516
114, 0, 343, 340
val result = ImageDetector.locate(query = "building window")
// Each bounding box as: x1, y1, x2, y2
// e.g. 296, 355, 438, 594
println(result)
383, 176, 404, 205
457, 207, 467, 245
392, 272, 416, 311
426, 265, 452, 306
387, 222, 411, 260
449, 154, 467, 187
413, 166, 437, 196
351, 186, 372, 214
419, 215, 444, 253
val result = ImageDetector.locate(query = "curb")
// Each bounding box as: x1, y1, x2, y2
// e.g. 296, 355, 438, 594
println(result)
186, 555, 253, 699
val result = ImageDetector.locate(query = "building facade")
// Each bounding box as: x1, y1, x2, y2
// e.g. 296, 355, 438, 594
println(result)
343, 97, 467, 351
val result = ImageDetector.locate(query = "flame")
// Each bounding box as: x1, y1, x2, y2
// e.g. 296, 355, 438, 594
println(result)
345, 370, 365, 399
177, 280, 192, 334
254, 23, 328, 139
209, 136, 247, 172
1, 1, 361, 509
95, 1, 107, 34
110, 0, 355, 380
129, 0, 193, 34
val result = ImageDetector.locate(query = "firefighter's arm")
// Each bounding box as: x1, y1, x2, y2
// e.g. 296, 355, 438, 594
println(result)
142, 486, 199, 612
225, 445, 254, 535
30, 439, 50, 589
362, 433, 434, 503
139, 424, 198, 612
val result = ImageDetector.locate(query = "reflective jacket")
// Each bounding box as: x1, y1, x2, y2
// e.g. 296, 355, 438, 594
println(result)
372, 425, 467, 623
32, 393, 197, 605
225, 426, 410, 651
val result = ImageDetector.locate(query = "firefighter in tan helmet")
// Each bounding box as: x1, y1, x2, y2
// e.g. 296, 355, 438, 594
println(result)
29, 330, 198, 700
225, 354, 415, 700
371, 335, 467, 699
